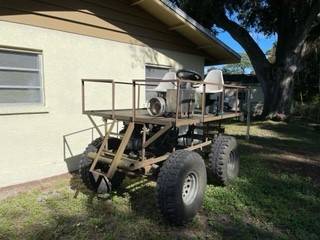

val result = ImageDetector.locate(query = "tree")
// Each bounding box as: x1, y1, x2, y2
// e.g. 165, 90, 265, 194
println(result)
171, 0, 320, 118
294, 38, 320, 103
222, 52, 253, 74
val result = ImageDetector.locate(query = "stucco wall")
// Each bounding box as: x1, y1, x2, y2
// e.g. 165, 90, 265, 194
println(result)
0, 21, 204, 188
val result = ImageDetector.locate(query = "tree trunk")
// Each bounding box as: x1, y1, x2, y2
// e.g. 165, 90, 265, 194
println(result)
261, 76, 294, 118
260, 58, 297, 118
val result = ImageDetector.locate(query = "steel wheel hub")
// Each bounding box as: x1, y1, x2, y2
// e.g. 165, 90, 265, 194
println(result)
182, 172, 198, 205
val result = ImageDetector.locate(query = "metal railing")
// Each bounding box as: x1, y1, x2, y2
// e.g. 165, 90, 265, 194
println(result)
81, 78, 250, 127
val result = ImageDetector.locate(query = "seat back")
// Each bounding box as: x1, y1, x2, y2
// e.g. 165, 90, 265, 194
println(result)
148, 72, 176, 92
204, 70, 224, 93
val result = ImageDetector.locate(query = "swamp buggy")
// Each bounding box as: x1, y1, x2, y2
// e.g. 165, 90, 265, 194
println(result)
79, 69, 251, 225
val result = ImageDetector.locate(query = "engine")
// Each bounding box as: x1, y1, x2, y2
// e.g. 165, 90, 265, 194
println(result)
146, 69, 202, 118
120, 123, 179, 157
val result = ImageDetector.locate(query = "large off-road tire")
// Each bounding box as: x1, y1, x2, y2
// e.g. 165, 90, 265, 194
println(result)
79, 137, 125, 192
156, 150, 207, 225
208, 135, 239, 186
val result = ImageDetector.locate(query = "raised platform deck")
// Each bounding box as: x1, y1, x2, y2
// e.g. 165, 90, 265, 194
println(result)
85, 109, 242, 127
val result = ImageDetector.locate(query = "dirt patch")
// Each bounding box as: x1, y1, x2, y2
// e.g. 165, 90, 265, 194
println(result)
0, 173, 72, 201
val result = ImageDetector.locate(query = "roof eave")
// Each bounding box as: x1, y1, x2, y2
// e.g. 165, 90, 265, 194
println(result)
130, 0, 241, 64
160, 0, 241, 62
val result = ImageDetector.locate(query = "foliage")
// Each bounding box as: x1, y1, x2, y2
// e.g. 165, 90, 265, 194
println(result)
294, 39, 320, 103
222, 52, 253, 74
171, 0, 319, 37
266, 42, 276, 64
171, 0, 320, 117
294, 95, 320, 123
266, 39, 320, 104
1, 121, 320, 239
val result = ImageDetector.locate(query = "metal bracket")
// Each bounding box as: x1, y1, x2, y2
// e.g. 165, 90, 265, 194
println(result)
143, 124, 172, 148
89, 120, 115, 172
106, 122, 135, 179
87, 114, 103, 138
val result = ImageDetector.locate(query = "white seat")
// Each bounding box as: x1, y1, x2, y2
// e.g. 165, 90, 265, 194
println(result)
196, 70, 224, 94
146, 72, 177, 92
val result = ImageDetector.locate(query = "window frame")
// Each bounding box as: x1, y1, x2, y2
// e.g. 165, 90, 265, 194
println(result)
145, 64, 173, 102
145, 64, 172, 79
0, 47, 45, 106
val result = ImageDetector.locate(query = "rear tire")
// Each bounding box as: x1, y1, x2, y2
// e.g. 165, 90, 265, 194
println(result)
208, 135, 239, 185
156, 150, 207, 225
79, 137, 125, 192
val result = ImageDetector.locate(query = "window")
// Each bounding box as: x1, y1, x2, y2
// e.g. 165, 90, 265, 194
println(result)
0, 48, 43, 104
145, 65, 170, 101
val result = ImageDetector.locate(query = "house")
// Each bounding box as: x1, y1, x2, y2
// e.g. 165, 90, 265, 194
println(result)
0, 0, 239, 188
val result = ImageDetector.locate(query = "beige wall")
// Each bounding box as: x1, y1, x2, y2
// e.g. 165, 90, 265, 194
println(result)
0, 21, 204, 188
0, 0, 207, 56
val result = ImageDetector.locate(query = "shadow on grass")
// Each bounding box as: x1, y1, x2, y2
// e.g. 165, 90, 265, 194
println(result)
252, 121, 320, 157
205, 146, 320, 240
203, 121, 320, 239
207, 213, 280, 240
236, 125, 320, 185
7, 175, 169, 240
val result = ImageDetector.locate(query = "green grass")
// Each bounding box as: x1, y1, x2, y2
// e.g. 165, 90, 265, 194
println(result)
1, 120, 320, 240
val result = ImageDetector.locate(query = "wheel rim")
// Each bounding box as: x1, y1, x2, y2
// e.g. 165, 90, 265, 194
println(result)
182, 172, 199, 205
227, 151, 236, 175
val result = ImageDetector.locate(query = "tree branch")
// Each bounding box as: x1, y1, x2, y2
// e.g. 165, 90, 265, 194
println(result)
214, 14, 271, 72
296, 1, 320, 51
277, 0, 320, 61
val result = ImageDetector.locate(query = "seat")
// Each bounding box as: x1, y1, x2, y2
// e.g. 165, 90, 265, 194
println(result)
196, 70, 224, 94
195, 70, 224, 114
146, 72, 177, 92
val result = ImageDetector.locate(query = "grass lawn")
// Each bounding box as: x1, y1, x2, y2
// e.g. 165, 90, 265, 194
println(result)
0, 121, 320, 240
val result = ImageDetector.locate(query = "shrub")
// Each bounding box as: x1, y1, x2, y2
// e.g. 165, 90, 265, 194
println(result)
294, 95, 320, 123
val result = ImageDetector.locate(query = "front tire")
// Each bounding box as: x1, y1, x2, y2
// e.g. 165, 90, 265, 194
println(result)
156, 150, 207, 225
79, 137, 125, 192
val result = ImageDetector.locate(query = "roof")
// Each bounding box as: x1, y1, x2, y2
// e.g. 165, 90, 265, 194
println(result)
128, 0, 241, 65
223, 74, 259, 85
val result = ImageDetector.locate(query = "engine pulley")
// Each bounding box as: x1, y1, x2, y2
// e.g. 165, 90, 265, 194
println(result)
147, 97, 166, 116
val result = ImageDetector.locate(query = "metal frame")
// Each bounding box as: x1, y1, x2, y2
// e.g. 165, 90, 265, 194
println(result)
81, 77, 251, 182
81, 78, 249, 124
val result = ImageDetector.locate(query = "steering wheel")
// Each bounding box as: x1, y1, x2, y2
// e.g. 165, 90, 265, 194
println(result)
176, 69, 202, 81
176, 69, 202, 88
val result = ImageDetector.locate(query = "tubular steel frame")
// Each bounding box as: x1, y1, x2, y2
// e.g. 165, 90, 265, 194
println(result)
81, 78, 251, 180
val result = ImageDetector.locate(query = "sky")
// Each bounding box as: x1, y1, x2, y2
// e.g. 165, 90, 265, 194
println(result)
217, 31, 277, 54
205, 31, 277, 73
